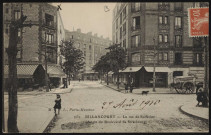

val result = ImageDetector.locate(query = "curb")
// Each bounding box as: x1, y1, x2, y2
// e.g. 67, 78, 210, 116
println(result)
179, 105, 209, 122
100, 83, 191, 95
43, 115, 56, 133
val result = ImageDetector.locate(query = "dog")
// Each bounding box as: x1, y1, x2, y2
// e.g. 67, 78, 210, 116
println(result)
142, 91, 149, 95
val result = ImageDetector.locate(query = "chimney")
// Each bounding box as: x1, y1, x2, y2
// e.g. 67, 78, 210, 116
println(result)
77, 28, 81, 33
94, 33, 98, 37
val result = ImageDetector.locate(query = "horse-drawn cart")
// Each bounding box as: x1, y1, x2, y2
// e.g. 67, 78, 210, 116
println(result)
171, 76, 201, 94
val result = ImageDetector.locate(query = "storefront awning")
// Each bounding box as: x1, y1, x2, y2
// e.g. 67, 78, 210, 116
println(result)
4, 64, 39, 78
144, 67, 172, 73
120, 66, 142, 73
43, 65, 66, 78
83, 70, 97, 74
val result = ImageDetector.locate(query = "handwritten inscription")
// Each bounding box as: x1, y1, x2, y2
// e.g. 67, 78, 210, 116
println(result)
102, 98, 160, 110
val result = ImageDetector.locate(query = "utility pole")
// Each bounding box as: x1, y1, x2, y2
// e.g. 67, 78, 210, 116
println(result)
153, 37, 156, 92
202, 37, 209, 106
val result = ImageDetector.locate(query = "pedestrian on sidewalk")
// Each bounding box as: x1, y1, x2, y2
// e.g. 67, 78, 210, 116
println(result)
124, 83, 128, 93
48, 80, 51, 91
63, 78, 68, 88
54, 94, 61, 115
130, 83, 133, 93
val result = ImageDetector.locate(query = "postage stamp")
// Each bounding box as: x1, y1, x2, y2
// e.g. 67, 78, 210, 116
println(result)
188, 7, 209, 37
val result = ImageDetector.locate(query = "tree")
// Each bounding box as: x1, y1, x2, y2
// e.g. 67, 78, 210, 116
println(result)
92, 53, 111, 84
60, 41, 85, 81
106, 44, 127, 89
6, 12, 34, 132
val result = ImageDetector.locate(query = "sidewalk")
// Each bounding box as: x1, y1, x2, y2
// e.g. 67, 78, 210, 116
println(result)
100, 82, 178, 94
3, 83, 74, 133
100, 82, 209, 121
180, 102, 209, 121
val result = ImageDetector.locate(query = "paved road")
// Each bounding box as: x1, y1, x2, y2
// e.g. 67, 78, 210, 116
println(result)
49, 81, 209, 133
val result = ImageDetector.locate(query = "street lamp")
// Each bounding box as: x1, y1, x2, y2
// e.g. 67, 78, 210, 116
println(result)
153, 37, 156, 92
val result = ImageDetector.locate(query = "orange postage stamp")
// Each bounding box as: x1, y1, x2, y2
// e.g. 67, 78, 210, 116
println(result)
188, 7, 209, 37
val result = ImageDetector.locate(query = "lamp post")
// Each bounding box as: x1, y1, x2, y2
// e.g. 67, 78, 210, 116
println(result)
44, 43, 49, 92
153, 37, 156, 92
37, 41, 49, 92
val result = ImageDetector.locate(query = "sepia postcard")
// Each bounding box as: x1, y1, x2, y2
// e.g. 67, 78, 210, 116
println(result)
2, 2, 209, 133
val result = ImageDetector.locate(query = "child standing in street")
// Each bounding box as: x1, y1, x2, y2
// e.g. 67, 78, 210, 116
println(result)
54, 94, 61, 115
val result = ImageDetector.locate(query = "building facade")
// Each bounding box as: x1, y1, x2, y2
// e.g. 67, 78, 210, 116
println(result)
65, 29, 112, 80
3, 3, 66, 89
112, 2, 207, 88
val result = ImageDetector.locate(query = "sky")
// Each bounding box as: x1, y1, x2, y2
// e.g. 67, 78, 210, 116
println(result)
52, 3, 116, 40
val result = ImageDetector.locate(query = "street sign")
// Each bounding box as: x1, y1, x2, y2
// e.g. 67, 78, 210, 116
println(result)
188, 7, 209, 37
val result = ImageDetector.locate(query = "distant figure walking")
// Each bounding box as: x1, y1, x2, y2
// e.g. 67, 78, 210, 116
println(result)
124, 83, 129, 93
48, 80, 51, 91
54, 94, 61, 115
130, 83, 133, 93
63, 78, 68, 88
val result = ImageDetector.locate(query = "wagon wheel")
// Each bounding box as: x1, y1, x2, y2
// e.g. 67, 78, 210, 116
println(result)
174, 83, 185, 94
183, 82, 194, 94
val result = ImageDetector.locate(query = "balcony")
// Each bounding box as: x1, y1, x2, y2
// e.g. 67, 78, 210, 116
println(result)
158, 24, 169, 30
131, 8, 141, 13
174, 6, 183, 12
174, 61, 183, 65
158, 4, 170, 11
131, 25, 140, 31
42, 19, 56, 29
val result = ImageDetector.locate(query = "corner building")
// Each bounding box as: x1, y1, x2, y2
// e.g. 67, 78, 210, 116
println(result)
3, 3, 66, 89
112, 2, 207, 88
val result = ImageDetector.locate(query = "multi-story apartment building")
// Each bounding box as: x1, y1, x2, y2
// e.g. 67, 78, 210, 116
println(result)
112, 2, 207, 88
65, 29, 112, 80
3, 3, 66, 89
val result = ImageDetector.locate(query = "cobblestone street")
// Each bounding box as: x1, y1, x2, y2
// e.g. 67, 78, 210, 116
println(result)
47, 81, 209, 133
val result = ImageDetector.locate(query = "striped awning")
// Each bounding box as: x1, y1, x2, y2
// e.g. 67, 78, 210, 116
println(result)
43, 65, 66, 77
4, 64, 39, 78
120, 66, 142, 73
144, 67, 172, 73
